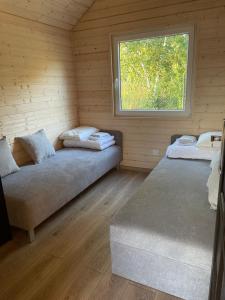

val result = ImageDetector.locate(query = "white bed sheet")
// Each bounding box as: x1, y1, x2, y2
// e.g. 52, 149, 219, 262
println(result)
166, 140, 219, 160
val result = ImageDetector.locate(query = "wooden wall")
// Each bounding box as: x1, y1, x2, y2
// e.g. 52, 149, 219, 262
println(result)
0, 12, 78, 165
72, 0, 225, 169
0, 0, 95, 30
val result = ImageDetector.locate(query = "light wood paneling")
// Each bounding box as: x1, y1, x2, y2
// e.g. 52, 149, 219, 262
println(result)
0, 0, 95, 30
0, 169, 180, 300
72, 0, 225, 169
0, 12, 78, 165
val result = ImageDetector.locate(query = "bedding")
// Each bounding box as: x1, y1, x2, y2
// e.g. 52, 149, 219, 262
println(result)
178, 135, 197, 145
59, 126, 98, 141
210, 151, 221, 169
63, 139, 115, 150
196, 131, 222, 149
89, 132, 111, 140
166, 140, 219, 160
88, 135, 113, 143
207, 151, 221, 210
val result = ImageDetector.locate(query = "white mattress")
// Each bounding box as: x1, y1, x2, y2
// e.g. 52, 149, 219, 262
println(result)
166, 140, 219, 160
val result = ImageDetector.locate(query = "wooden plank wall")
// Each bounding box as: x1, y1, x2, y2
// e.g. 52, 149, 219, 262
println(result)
0, 12, 78, 165
0, 0, 95, 30
72, 0, 225, 169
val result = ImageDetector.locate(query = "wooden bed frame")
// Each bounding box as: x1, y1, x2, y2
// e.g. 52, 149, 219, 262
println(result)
209, 120, 225, 299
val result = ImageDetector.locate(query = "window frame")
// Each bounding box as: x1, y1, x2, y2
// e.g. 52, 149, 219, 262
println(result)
111, 26, 195, 118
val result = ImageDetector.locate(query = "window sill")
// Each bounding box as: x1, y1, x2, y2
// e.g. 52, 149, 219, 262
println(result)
113, 110, 192, 119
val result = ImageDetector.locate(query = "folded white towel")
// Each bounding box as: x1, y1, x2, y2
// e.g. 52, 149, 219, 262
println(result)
59, 126, 99, 141
166, 140, 218, 160
63, 139, 115, 150
89, 135, 114, 143
89, 136, 114, 146
91, 132, 111, 138
178, 135, 197, 146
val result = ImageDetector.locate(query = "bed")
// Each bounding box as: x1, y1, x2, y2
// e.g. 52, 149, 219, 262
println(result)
166, 138, 218, 160
209, 121, 225, 299
110, 135, 217, 300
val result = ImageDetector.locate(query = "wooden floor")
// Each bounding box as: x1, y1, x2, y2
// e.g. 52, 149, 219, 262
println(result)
0, 169, 180, 300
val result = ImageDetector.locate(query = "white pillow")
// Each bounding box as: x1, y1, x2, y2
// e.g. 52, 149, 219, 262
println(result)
196, 131, 222, 149
207, 151, 221, 210
59, 126, 99, 141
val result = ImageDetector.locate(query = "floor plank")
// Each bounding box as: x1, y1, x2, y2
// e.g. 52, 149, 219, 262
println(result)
0, 169, 181, 300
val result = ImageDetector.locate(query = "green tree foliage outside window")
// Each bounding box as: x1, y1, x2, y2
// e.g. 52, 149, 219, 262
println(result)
119, 33, 189, 111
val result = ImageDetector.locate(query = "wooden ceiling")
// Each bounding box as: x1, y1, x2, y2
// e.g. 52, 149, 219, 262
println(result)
0, 0, 95, 30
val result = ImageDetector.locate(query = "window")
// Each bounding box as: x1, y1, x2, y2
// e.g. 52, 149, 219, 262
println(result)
111, 27, 194, 117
